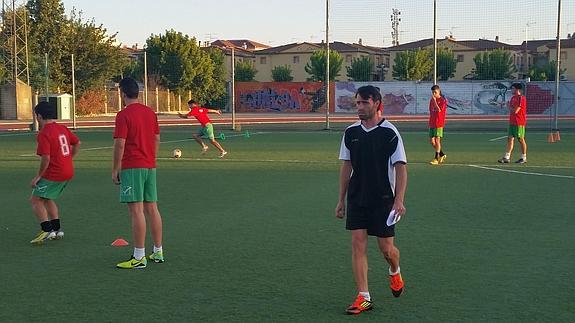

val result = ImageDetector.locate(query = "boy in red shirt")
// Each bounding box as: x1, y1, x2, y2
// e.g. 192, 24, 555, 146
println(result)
30, 101, 80, 244
429, 85, 447, 165
178, 100, 227, 158
498, 83, 528, 164
113, 77, 164, 269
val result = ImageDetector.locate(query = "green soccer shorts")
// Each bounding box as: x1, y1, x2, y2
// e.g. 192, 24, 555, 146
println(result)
119, 168, 158, 203
32, 178, 69, 200
429, 127, 444, 138
198, 123, 215, 140
508, 125, 526, 139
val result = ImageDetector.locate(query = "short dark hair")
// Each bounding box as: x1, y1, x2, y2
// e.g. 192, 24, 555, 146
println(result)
511, 83, 523, 91
119, 77, 139, 99
431, 84, 440, 92
187, 100, 196, 105
34, 101, 57, 120
355, 85, 382, 104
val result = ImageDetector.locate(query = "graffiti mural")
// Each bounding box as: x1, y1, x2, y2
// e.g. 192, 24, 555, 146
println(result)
235, 82, 334, 113
335, 81, 575, 115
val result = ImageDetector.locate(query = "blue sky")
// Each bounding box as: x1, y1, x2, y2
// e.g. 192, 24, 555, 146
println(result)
61, 0, 575, 48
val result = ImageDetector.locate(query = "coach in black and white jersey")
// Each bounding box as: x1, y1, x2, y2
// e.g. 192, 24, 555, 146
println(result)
336, 85, 408, 314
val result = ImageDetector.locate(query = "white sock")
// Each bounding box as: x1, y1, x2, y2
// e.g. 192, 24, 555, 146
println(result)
504, 152, 511, 159
521, 154, 526, 160
389, 266, 401, 276
153, 245, 163, 253
359, 291, 371, 301
133, 248, 145, 260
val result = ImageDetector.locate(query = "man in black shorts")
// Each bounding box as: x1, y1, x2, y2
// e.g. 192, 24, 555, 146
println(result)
335, 85, 408, 315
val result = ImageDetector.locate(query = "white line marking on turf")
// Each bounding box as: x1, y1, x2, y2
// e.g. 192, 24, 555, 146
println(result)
488, 135, 508, 142
467, 165, 575, 179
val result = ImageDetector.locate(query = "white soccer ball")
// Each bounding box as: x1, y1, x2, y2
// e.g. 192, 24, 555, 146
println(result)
172, 149, 182, 158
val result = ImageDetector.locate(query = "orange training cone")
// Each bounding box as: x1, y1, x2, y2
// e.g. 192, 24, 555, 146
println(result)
111, 238, 129, 246
547, 133, 555, 143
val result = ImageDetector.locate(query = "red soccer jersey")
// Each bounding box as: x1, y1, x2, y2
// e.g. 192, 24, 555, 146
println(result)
509, 95, 527, 126
36, 122, 79, 181
187, 107, 211, 127
428, 96, 447, 128
113, 103, 160, 169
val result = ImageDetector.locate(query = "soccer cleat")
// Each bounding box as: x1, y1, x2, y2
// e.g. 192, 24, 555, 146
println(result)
30, 231, 55, 244
148, 251, 164, 263
498, 158, 510, 164
439, 154, 447, 163
219, 151, 228, 158
53, 230, 64, 240
390, 273, 404, 298
346, 294, 373, 315
201, 146, 209, 154
116, 256, 147, 269
515, 158, 527, 164
429, 158, 439, 165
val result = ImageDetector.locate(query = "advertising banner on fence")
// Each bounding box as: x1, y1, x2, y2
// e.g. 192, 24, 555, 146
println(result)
335, 81, 575, 115
235, 82, 335, 113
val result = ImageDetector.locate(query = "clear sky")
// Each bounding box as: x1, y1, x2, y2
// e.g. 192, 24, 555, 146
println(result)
61, 0, 575, 48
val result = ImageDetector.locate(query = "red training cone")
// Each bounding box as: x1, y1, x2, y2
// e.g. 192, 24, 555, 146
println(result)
111, 238, 129, 246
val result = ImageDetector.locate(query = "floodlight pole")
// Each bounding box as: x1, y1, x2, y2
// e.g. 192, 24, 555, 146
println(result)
325, 0, 330, 130
144, 50, 148, 106
433, 0, 437, 85
553, 0, 562, 136
231, 46, 236, 130
71, 54, 76, 129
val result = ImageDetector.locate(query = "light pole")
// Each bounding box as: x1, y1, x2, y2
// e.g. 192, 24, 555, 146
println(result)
524, 21, 536, 77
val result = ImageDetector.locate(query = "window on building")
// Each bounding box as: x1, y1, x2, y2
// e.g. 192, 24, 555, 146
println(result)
260, 57, 267, 64
346, 54, 352, 63
457, 54, 464, 62
293, 56, 300, 64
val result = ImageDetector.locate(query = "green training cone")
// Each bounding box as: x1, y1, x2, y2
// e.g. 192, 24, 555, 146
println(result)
244, 130, 250, 138
218, 133, 226, 140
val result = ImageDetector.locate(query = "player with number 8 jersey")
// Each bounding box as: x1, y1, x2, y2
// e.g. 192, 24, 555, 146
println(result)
30, 101, 80, 244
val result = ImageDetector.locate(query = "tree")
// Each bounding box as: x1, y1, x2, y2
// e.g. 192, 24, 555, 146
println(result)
346, 56, 374, 81
204, 47, 228, 108
235, 60, 257, 81
271, 65, 293, 82
437, 48, 457, 81
27, 0, 68, 90
472, 49, 516, 80
304, 49, 343, 81
392, 49, 433, 81
64, 9, 126, 95
146, 29, 215, 103
528, 60, 565, 81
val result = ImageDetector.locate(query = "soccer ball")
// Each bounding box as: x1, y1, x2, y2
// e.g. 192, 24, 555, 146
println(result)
172, 149, 182, 158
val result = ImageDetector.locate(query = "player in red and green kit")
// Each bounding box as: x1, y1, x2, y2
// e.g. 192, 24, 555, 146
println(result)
113, 77, 164, 269
429, 84, 447, 165
178, 100, 227, 158
498, 83, 527, 164
30, 101, 80, 244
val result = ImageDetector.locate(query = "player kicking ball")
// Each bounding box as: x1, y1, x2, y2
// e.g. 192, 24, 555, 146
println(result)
178, 100, 227, 158
30, 101, 80, 244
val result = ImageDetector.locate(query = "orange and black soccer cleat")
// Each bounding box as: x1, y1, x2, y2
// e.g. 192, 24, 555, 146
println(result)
345, 294, 373, 315
390, 273, 404, 297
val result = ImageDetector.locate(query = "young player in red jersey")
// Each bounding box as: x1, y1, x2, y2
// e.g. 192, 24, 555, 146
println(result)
498, 83, 528, 164
429, 84, 448, 165
113, 77, 164, 269
178, 100, 227, 158
30, 101, 80, 244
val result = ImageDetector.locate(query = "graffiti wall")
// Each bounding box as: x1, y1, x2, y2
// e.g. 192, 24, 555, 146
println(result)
235, 82, 335, 113
335, 81, 575, 115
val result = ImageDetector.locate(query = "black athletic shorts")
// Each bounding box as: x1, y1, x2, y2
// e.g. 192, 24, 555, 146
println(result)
346, 201, 395, 238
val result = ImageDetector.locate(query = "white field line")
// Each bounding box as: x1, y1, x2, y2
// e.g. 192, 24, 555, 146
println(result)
488, 135, 508, 141
467, 164, 575, 179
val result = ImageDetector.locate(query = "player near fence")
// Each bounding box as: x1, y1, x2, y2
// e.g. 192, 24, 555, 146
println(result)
29, 101, 81, 244
178, 100, 227, 158
113, 77, 164, 269
335, 85, 408, 315
429, 84, 447, 165
498, 83, 527, 164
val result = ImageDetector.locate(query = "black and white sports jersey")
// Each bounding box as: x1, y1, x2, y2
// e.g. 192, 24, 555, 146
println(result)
339, 119, 407, 207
